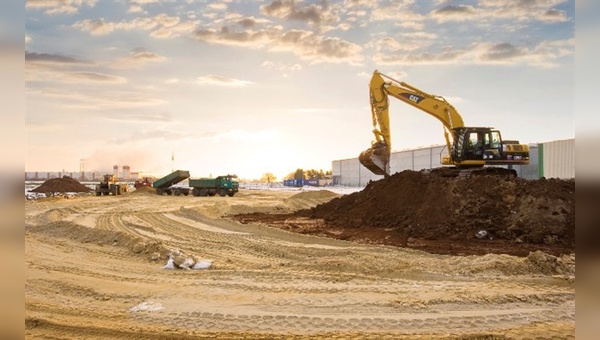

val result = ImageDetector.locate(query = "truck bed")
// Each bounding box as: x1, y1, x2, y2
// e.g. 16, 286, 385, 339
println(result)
152, 170, 190, 189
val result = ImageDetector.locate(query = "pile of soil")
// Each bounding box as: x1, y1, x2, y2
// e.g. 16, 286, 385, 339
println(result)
131, 186, 157, 195
30, 177, 91, 194
234, 171, 575, 257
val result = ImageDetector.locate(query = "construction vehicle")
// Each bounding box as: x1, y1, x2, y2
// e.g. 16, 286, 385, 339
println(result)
134, 177, 153, 189
95, 174, 128, 196
189, 175, 239, 197
153, 170, 190, 196
359, 70, 530, 178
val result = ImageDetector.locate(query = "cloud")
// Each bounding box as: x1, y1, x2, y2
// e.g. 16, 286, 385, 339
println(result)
235, 16, 271, 28
112, 48, 167, 69
28, 87, 167, 109
71, 4, 359, 65
370, 33, 437, 54
432, 0, 572, 23
194, 26, 363, 65
128, 5, 144, 13
260, 0, 340, 26
73, 14, 192, 38
192, 26, 275, 48
270, 29, 363, 65
62, 72, 127, 84
26, 51, 131, 85
26, 51, 89, 66
375, 49, 466, 66
208, 2, 228, 11
103, 112, 172, 123
372, 37, 573, 68
475, 38, 574, 68
196, 75, 254, 87
478, 42, 525, 61
431, 5, 478, 22
127, 0, 159, 13
73, 18, 116, 35
539, 9, 569, 23
370, 2, 425, 29
26, 0, 97, 15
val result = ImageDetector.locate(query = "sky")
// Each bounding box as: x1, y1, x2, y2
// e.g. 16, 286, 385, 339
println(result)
25, 0, 575, 180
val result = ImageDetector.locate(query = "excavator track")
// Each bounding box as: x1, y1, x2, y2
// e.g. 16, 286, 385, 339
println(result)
425, 167, 517, 179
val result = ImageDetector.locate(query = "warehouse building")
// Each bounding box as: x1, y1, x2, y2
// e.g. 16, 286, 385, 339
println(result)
332, 138, 574, 187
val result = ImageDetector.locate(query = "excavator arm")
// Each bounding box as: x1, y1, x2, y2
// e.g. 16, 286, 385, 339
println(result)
359, 70, 465, 176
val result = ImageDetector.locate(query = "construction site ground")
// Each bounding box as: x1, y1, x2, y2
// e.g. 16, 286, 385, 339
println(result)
25, 175, 575, 339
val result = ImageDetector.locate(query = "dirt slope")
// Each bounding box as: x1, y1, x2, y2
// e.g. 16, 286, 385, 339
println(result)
235, 171, 574, 257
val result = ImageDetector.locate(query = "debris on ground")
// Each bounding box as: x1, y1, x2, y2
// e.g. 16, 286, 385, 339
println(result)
163, 250, 212, 270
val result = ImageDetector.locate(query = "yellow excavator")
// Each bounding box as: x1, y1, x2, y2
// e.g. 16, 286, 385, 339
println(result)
359, 70, 530, 178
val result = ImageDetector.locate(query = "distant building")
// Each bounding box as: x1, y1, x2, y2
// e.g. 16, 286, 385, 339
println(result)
332, 138, 574, 187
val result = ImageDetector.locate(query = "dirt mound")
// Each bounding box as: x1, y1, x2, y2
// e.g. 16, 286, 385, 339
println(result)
231, 171, 575, 256
131, 186, 157, 195
284, 190, 341, 211
288, 190, 340, 201
30, 177, 91, 193
26, 221, 170, 260
298, 170, 574, 253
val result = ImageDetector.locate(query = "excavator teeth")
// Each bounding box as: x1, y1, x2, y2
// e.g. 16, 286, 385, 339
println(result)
359, 144, 388, 176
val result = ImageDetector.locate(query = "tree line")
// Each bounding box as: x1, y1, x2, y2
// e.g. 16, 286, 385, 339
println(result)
260, 169, 332, 183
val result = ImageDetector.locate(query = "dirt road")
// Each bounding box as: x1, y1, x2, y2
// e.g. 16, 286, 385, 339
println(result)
25, 189, 575, 339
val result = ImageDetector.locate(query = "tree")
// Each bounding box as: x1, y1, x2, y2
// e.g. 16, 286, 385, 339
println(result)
293, 168, 305, 180
261, 172, 277, 184
283, 168, 332, 181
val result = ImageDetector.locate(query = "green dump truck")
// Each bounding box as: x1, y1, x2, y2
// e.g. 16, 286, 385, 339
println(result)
152, 170, 191, 196
189, 174, 239, 197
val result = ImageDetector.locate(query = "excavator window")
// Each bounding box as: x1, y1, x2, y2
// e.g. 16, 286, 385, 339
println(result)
490, 131, 501, 149
465, 132, 484, 160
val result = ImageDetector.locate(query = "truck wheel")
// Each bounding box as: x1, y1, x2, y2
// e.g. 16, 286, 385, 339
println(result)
157, 189, 164, 195
174, 190, 181, 196
218, 188, 227, 197
96, 192, 101, 196
192, 188, 200, 197
227, 192, 235, 197
199, 189, 208, 197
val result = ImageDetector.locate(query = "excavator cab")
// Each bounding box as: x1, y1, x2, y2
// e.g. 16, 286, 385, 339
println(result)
453, 127, 529, 166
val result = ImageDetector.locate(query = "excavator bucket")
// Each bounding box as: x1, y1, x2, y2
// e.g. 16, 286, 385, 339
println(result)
359, 142, 389, 176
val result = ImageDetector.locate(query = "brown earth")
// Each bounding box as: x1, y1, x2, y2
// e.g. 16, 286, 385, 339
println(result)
233, 171, 574, 257
25, 185, 575, 339
29, 176, 92, 194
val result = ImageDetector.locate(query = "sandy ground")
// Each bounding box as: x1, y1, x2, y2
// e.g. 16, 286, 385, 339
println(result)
25, 189, 575, 339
